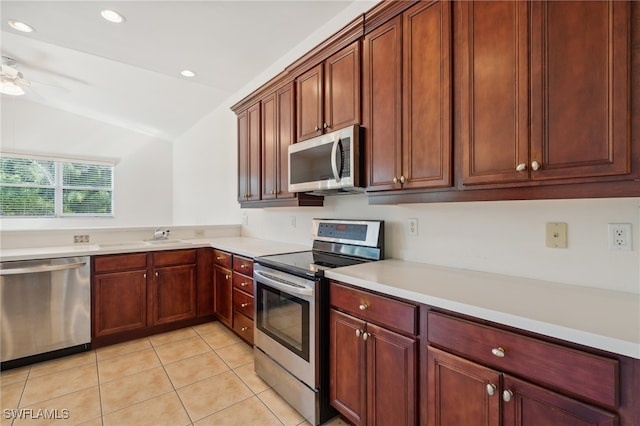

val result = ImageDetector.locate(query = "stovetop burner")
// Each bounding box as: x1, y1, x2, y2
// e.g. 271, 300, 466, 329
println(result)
254, 219, 384, 278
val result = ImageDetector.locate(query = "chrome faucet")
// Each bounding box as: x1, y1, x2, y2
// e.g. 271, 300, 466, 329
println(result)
153, 227, 171, 240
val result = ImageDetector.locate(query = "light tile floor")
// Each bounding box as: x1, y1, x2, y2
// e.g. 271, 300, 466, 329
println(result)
0, 321, 349, 426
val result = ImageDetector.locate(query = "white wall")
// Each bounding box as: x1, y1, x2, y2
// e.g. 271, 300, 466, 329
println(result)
171, 2, 640, 294
1, 97, 174, 229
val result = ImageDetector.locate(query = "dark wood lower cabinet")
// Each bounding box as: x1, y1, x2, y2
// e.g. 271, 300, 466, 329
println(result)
213, 264, 233, 328
427, 346, 618, 426
329, 285, 418, 426
93, 269, 147, 337
151, 264, 196, 325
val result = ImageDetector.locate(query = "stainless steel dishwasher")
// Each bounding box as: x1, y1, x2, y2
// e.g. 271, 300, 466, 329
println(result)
0, 256, 91, 370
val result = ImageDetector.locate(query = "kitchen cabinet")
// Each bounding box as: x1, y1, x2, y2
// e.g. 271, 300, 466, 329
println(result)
261, 81, 295, 201
364, 0, 452, 192
213, 249, 233, 328
149, 249, 197, 325
458, 0, 630, 187
329, 282, 418, 426
426, 311, 620, 426
237, 102, 261, 203
231, 255, 254, 344
93, 253, 148, 338
296, 41, 361, 142
92, 248, 208, 347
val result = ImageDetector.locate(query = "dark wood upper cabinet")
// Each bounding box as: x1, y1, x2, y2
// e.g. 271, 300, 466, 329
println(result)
296, 41, 361, 142
262, 81, 296, 200
237, 102, 261, 202
459, 0, 631, 186
364, 0, 452, 192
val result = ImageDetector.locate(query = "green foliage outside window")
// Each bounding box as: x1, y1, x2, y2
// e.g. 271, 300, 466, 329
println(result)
0, 156, 114, 217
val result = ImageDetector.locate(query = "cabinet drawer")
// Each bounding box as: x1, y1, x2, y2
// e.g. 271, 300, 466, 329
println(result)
233, 256, 253, 275
153, 249, 196, 267
330, 283, 417, 335
213, 249, 232, 268
233, 288, 254, 318
94, 253, 147, 273
233, 311, 254, 344
427, 311, 619, 408
233, 273, 254, 295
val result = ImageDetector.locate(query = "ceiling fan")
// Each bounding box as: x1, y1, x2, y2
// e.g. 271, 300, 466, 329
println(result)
1, 56, 31, 96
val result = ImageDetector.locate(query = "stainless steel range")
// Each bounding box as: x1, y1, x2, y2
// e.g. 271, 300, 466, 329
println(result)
253, 219, 384, 425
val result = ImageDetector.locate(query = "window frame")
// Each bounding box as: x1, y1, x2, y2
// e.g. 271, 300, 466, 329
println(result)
0, 152, 115, 218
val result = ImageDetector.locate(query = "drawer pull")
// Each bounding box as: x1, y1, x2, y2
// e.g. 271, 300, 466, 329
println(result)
355, 329, 361, 338
240, 264, 247, 269
241, 326, 248, 332
241, 282, 249, 287
491, 347, 505, 358
503, 390, 513, 402
358, 304, 369, 311
241, 303, 250, 308
486, 383, 496, 396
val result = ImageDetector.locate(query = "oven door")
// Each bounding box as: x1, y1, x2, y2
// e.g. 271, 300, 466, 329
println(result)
254, 265, 317, 389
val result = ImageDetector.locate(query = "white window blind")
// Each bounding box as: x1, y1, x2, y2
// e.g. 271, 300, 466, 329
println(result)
0, 154, 114, 217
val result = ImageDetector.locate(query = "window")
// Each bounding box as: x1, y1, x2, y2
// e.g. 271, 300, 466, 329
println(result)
0, 154, 114, 217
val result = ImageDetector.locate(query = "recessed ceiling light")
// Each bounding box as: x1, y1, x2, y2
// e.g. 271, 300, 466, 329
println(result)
8, 20, 35, 33
180, 70, 196, 78
100, 9, 125, 24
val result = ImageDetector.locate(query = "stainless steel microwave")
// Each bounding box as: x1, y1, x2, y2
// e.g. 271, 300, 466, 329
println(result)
288, 124, 363, 195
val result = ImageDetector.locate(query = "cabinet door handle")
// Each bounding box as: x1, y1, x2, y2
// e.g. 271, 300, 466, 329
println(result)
155, 271, 159, 278
531, 160, 541, 171
516, 162, 527, 171
315, 125, 320, 131
225, 274, 230, 280
491, 347, 505, 358
355, 329, 361, 338
393, 177, 398, 184
503, 389, 513, 402
486, 383, 496, 396
241, 302, 250, 308
143, 273, 147, 279
323, 123, 329, 129
399, 175, 406, 184
362, 332, 371, 341
358, 304, 369, 311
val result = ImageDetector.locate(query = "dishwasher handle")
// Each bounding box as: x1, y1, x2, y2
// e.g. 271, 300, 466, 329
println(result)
0, 261, 87, 276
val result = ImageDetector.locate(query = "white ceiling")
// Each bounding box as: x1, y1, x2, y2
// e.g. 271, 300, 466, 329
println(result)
0, 1, 361, 141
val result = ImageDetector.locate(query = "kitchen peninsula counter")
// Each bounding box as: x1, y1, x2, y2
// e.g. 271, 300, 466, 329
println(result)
325, 259, 640, 360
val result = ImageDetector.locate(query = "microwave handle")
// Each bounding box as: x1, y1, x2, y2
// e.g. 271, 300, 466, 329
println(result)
331, 137, 342, 183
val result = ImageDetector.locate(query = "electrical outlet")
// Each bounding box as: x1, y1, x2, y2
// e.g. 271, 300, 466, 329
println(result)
546, 223, 567, 248
608, 223, 632, 251
73, 235, 90, 244
290, 216, 297, 228
407, 218, 418, 237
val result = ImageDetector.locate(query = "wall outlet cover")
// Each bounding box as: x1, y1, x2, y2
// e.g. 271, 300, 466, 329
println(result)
608, 223, 632, 251
546, 223, 567, 248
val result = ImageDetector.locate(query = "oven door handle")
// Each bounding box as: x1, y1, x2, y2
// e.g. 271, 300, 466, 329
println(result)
254, 270, 314, 297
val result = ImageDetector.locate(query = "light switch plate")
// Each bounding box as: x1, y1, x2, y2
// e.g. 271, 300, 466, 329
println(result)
546, 223, 567, 248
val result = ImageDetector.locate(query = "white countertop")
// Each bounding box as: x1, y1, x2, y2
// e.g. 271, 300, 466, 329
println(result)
0, 237, 308, 262
325, 259, 640, 359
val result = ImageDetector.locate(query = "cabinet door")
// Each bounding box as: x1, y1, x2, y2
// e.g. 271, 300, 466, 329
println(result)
276, 82, 296, 199
151, 264, 196, 325
330, 309, 367, 426
214, 265, 233, 327
237, 110, 249, 201
427, 346, 500, 426
297, 64, 323, 141
402, 0, 452, 189
363, 14, 403, 191
324, 41, 361, 133
93, 270, 147, 337
530, 1, 630, 181
262, 92, 277, 200
246, 102, 261, 201
502, 375, 617, 426
458, 0, 530, 185
366, 323, 417, 426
